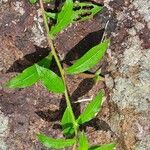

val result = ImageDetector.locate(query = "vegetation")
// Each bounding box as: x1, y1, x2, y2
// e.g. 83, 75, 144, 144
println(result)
6, 0, 115, 149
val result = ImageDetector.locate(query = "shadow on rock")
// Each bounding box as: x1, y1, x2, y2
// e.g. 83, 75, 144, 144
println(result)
7, 45, 50, 73
36, 78, 95, 121
82, 118, 112, 132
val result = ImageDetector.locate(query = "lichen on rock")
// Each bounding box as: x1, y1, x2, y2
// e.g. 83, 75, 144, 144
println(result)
112, 36, 150, 112
104, 0, 150, 149
0, 110, 9, 150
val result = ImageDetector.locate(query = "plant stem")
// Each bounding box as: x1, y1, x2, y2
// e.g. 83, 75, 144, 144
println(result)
39, 0, 77, 137
72, 143, 77, 150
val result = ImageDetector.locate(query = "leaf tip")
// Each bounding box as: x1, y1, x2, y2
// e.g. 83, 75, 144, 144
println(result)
5, 80, 15, 89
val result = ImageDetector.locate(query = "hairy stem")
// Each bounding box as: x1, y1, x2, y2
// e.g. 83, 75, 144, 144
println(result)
39, 0, 77, 137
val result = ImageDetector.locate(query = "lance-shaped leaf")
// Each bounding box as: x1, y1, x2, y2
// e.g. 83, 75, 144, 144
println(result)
50, 0, 74, 37
47, 2, 102, 37
37, 133, 76, 149
35, 65, 65, 93
66, 40, 110, 74
77, 91, 104, 125
6, 65, 39, 88
79, 132, 89, 150
73, 2, 102, 22
61, 107, 75, 136
6, 53, 53, 89
89, 143, 116, 150
6, 64, 65, 93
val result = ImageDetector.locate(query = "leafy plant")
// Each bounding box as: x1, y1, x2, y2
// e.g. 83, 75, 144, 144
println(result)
6, 0, 115, 149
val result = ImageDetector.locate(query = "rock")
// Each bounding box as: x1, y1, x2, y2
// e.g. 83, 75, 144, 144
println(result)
104, 0, 150, 149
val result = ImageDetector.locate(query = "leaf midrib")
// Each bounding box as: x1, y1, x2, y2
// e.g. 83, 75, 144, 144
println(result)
12, 71, 37, 87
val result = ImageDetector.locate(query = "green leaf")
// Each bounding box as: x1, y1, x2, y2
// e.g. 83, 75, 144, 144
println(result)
79, 132, 89, 150
6, 65, 39, 88
66, 40, 110, 74
35, 65, 65, 93
89, 143, 116, 150
37, 52, 53, 68
37, 133, 76, 149
29, 0, 37, 4
73, 2, 103, 22
50, 0, 74, 37
77, 91, 104, 125
61, 107, 75, 136
6, 53, 53, 88
6, 53, 64, 93
48, 2, 102, 37
6, 63, 64, 93
46, 2, 102, 22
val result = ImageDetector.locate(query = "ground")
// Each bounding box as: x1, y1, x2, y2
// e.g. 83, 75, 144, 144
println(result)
0, 0, 150, 150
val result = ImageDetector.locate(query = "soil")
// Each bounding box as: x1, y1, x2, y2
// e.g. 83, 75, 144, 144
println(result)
0, 0, 150, 150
